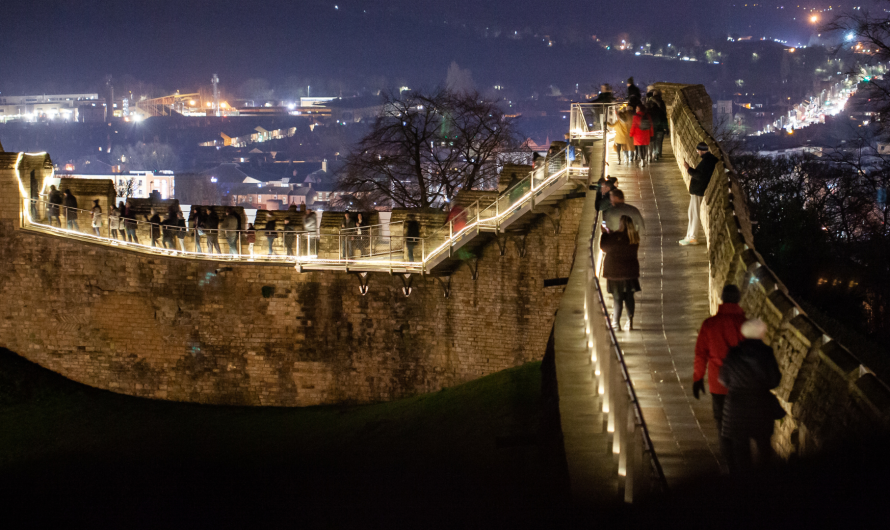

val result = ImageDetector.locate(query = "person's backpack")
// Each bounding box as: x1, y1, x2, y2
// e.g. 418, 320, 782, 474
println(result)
638, 115, 652, 131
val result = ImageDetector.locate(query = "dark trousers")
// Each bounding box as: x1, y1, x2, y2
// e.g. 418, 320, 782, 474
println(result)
406, 242, 417, 262
732, 434, 773, 474
653, 131, 665, 158
610, 285, 635, 323
635, 144, 649, 161
125, 227, 138, 243
711, 394, 734, 472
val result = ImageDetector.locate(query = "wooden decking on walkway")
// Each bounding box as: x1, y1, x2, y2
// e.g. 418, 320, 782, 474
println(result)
604, 141, 722, 484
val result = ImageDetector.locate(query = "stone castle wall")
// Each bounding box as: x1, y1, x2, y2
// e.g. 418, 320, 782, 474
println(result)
657, 82, 890, 457
0, 153, 582, 406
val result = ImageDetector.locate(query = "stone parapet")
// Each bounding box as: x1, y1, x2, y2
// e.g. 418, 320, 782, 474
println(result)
659, 82, 890, 457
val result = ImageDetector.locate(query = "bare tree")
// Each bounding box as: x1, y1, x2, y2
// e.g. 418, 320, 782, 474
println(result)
337, 90, 518, 209
116, 177, 136, 199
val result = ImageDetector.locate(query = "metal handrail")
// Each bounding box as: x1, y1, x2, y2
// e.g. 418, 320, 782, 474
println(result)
586, 124, 668, 499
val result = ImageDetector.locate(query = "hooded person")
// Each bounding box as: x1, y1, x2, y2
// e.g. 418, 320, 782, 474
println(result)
719, 319, 783, 473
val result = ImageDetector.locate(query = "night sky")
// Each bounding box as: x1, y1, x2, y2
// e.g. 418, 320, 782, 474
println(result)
0, 0, 846, 95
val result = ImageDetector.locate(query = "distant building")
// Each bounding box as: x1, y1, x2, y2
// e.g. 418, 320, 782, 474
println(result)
0, 93, 101, 123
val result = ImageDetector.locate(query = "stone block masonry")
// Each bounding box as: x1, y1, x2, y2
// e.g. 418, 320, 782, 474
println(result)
0, 158, 582, 406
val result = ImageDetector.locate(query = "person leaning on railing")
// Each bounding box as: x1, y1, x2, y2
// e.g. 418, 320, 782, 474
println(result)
108, 205, 121, 241
188, 206, 202, 253
302, 208, 317, 256
404, 213, 420, 262
175, 210, 187, 252
283, 218, 297, 257
264, 215, 278, 256
161, 212, 178, 250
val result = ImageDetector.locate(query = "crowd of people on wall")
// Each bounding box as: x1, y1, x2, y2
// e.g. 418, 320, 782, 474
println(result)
592, 78, 779, 475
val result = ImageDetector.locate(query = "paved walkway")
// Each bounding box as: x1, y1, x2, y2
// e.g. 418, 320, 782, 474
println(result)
605, 141, 722, 484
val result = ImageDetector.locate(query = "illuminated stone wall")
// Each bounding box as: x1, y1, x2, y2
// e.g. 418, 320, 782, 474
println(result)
0, 156, 582, 406
658, 82, 890, 457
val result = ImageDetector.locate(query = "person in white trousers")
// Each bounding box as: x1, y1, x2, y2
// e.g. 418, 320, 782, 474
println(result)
680, 142, 718, 246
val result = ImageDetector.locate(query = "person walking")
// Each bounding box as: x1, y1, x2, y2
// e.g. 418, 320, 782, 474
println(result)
63, 189, 80, 231
205, 208, 222, 254
189, 206, 203, 253
603, 189, 645, 233
680, 142, 718, 246
108, 205, 122, 241
246, 223, 256, 259
121, 200, 138, 243
355, 213, 367, 258
161, 212, 177, 250
175, 210, 187, 252
600, 215, 641, 331
629, 104, 654, 168
340, 211, 355, 259
146, 208, 162, 248
647, 90, 668, 161
302, 208, 318, 257
283, 218, 297, 257
404, 213, 420, 262
719, 318, 783, 473
47, 185, 63, 227
90, 200, 103, 236
608, 109, 632, 165
692, 284, 747, 470
264, 215, 278, 256
222, 207, 240, 255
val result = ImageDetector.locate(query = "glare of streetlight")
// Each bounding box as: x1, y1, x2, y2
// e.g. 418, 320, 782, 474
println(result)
810, 15, 818, 23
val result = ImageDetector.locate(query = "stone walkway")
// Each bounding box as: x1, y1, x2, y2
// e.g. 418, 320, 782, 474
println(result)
604, 141, 722, 484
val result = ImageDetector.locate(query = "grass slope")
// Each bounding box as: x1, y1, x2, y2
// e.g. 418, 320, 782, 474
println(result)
0, 348, 571, 527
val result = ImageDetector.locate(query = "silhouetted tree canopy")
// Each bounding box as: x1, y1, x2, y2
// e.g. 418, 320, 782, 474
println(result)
337, 90, 519, 209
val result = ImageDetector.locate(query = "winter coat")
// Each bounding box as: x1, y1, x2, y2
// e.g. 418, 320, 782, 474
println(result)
283, 223, 297, 244
48, 190, 63, 215
589, 91, 614, 104
595, 188, 612, 213
688, 152, 718, 196
608, 118, 631, 147
148, 213, 161, 239
627, 83, 642, 102
405, 220, 420, 239
303, 212, 318, 232
264, 220, 277, 239
600, 231, 640, 280
91, 206, 103, 228
604, 202, 645, 233
121, 206, 136, 229
694, 303, 747, 395
648, 99, 668, 132
719, 339, 782, 439
63, 194, 78, 220
108, 209, 120, 230
629, 110, 654, 146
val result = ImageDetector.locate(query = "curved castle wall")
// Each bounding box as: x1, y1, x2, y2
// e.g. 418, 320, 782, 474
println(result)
0, 152, 582, 406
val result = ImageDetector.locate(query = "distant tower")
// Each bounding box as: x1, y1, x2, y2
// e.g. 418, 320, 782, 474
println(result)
105, 74, 114, 121
212, 74, 220, 117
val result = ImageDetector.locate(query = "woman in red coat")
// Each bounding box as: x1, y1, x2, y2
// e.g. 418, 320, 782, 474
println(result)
600, 215, 641, 330
629, 105, 654, 168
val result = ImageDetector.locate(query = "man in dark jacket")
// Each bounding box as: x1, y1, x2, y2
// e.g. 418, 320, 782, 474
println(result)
589, 84, 614, 104
63, 189, 80, 231
626, 77, 642, 111
594, 177, 618, 213
221, 208, 240, 255
680, 142, 718, 245
121, 200, 139, 243
692, 284, 747, 470
404, 214, 421, 262
264, 215, 278, 255
647, 90, 668, 161
283, 218, 297, 257
719, 318, 782, 473
147, 208, 162, 248
47, 185, 63, 227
